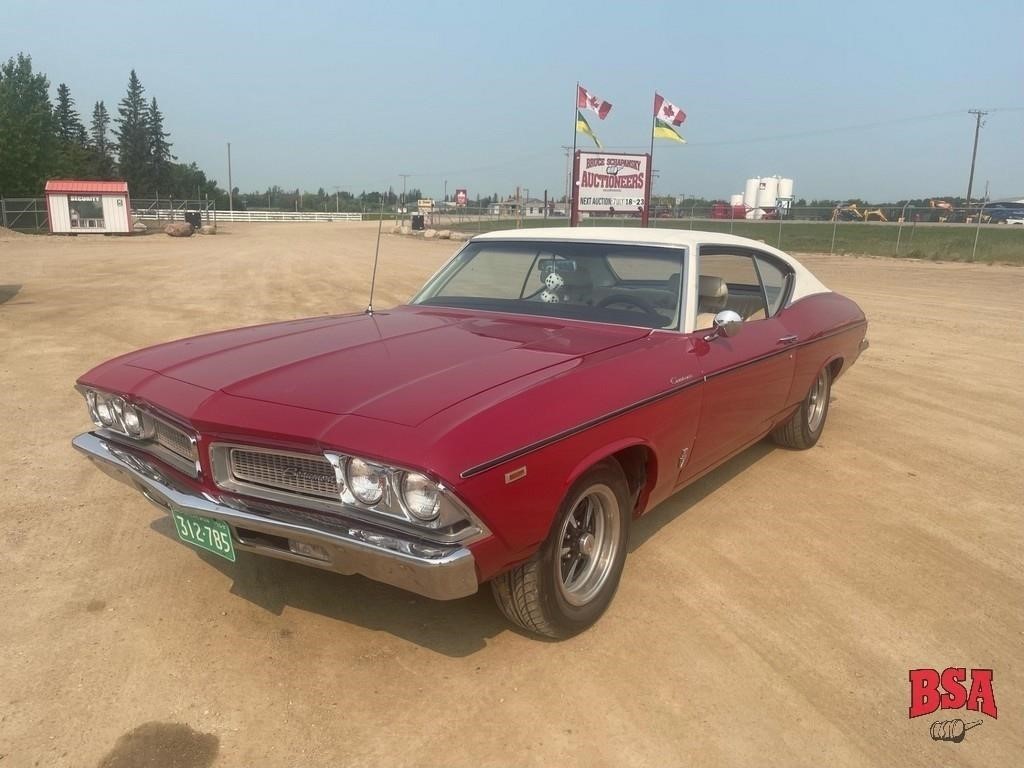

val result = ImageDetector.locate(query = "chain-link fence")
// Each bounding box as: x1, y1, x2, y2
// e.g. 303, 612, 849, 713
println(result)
132, 198, 216, 223
438, 203, 1023, 264
5, 197, 1020, 263
0, 198, 49, 232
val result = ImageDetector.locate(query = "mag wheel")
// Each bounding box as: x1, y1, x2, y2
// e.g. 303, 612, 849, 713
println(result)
491, 460, 631, 638
771, 365, 832, 449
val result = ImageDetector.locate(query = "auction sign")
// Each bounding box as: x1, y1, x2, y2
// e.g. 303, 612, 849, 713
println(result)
571, 150, 651, 226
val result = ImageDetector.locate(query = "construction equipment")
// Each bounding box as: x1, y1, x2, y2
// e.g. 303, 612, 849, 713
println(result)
830, 203, 888, 222
928, 199, 955, 222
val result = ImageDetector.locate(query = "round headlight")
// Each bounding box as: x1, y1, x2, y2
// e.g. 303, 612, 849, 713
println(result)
401, 472, 440, 521
94, 395, 116, 427
122, 406, 143, 436
346, 458, 386, 506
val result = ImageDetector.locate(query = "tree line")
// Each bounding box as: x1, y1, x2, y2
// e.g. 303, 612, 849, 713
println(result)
0, 53, 225, 202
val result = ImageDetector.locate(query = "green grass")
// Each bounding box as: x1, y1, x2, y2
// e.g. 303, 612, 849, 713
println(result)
452, 218, 1024, 265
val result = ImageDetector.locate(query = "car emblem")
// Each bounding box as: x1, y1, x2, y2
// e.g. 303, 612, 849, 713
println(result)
282, 466, 334, 486
504, 466, 527, 484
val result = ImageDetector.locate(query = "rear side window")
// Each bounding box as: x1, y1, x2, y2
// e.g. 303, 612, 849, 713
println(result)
753, 255, 789, 315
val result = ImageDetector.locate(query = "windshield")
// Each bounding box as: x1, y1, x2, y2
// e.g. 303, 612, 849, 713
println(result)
411, 240, 686, 329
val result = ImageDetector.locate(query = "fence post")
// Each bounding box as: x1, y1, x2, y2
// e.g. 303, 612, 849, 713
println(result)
777, 205, 784, 248
1, 197, 6, 229
830, 210, 839, 256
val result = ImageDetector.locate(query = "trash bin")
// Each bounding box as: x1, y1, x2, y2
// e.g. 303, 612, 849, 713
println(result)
184, 211, 203, 230
411, 214, 425, 231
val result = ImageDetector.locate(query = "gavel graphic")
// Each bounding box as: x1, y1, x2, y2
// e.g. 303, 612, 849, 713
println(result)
929, 719, 982, 742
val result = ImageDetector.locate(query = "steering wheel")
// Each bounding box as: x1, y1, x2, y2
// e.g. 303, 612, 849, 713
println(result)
596, 293, 665, 324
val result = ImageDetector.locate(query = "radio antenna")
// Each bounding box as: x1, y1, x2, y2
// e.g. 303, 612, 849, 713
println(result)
365, 192, 386, 315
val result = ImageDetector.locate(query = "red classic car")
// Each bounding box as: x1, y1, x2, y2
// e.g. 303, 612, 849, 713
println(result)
73, 228, 868, 638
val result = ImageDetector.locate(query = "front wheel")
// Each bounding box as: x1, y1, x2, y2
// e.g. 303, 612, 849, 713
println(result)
491, 461, 631, 638
771, 365, 832, 449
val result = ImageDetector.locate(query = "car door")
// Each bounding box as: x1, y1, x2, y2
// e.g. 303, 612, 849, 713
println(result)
680, 247, 797, 481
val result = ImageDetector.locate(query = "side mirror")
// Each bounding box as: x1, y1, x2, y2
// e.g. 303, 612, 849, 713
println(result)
703, 310, 743, 341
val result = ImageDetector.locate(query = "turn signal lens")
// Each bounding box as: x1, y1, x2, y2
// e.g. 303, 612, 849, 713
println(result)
346, 458, 386, 506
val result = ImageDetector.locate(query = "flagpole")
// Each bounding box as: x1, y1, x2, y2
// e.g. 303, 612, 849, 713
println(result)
570, 81, 579, 227
649, 92, 657, 199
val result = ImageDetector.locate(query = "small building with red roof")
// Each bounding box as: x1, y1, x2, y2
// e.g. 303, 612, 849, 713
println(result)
45, 179, 132, 234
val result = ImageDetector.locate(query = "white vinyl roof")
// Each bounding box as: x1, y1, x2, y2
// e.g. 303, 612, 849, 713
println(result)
472, 227, 830, 302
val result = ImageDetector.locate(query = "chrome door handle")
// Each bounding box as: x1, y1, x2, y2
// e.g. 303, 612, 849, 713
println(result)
777, 335, 798, 345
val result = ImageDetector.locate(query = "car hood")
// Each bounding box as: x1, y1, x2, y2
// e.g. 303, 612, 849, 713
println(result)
122, 307, 649, 426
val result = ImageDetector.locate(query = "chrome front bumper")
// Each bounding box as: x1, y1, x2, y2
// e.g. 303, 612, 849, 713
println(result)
72, 432, 479, 600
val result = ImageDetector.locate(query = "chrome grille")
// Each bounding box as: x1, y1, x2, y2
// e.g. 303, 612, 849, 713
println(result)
229, 448, 339, 500
153, 418, 196, 461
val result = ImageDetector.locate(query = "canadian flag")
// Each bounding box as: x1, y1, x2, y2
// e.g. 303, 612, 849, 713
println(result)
653, 93, 686, 126
577, 85, 612, 120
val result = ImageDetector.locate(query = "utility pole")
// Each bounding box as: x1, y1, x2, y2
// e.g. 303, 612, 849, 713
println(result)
227, 142, 233, 212
399, 174, 411, 221
965, 109, 987, 209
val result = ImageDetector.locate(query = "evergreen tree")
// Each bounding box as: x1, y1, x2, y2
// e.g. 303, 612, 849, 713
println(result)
53, 82, 90, 177
147, 97, 174, 194
0, 53, 57, 196
114, 69, 149, 192
89, 100, 115, 178
54, 83, 86, 143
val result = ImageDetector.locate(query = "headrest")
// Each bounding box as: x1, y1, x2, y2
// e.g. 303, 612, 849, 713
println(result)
667, 272, 681, 294
698, 275, 727, 300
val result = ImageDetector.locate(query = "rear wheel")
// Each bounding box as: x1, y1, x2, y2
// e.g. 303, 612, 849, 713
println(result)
771, 366, 832, 449
491, 461, 631, 638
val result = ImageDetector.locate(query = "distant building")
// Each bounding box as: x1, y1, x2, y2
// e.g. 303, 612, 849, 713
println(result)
495, 197, 558, 218
45, 180, 132, 234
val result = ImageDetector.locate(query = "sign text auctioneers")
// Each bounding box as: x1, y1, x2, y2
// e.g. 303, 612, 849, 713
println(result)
571, 150, 651, 226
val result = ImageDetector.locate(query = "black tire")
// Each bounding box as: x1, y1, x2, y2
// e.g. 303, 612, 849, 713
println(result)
490, 460, 631, 638
771, 365, 832, 449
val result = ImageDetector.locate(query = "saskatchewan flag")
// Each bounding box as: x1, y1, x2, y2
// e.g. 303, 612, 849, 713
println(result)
576, 110, 603, 148
653, 118, 686, 143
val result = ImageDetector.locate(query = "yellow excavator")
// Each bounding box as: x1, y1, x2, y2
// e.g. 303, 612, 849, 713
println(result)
831, 203, 888, 222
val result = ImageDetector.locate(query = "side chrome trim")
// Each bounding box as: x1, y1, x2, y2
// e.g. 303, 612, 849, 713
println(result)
460, 376, 703, 478
460, 319, 867, 479
72, 432, 479, 601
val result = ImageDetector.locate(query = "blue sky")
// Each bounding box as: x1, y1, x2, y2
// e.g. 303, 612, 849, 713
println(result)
3, 0, 1021, 201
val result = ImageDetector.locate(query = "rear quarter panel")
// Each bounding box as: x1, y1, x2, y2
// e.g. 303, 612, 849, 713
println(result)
778, 292, 867, 406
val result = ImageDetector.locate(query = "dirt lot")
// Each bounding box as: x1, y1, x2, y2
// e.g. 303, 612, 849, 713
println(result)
1, 223, 1021, 767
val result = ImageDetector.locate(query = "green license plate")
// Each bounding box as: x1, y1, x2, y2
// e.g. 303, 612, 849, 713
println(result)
171, 508, 236, 562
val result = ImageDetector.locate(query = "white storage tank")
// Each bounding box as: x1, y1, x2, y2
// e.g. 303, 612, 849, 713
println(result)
729, 193, 744, 207
778, 177, 794, 201
757, 176, 780, 209
743, 178, 759, 209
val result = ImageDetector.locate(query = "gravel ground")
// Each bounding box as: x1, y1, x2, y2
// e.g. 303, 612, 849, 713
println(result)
1, 223, 1021, 767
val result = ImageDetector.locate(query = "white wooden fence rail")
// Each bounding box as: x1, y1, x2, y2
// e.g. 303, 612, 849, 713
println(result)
132, 208, 362, 223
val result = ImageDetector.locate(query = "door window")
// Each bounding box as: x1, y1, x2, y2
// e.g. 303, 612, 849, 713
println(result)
695, 248, 793, 328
